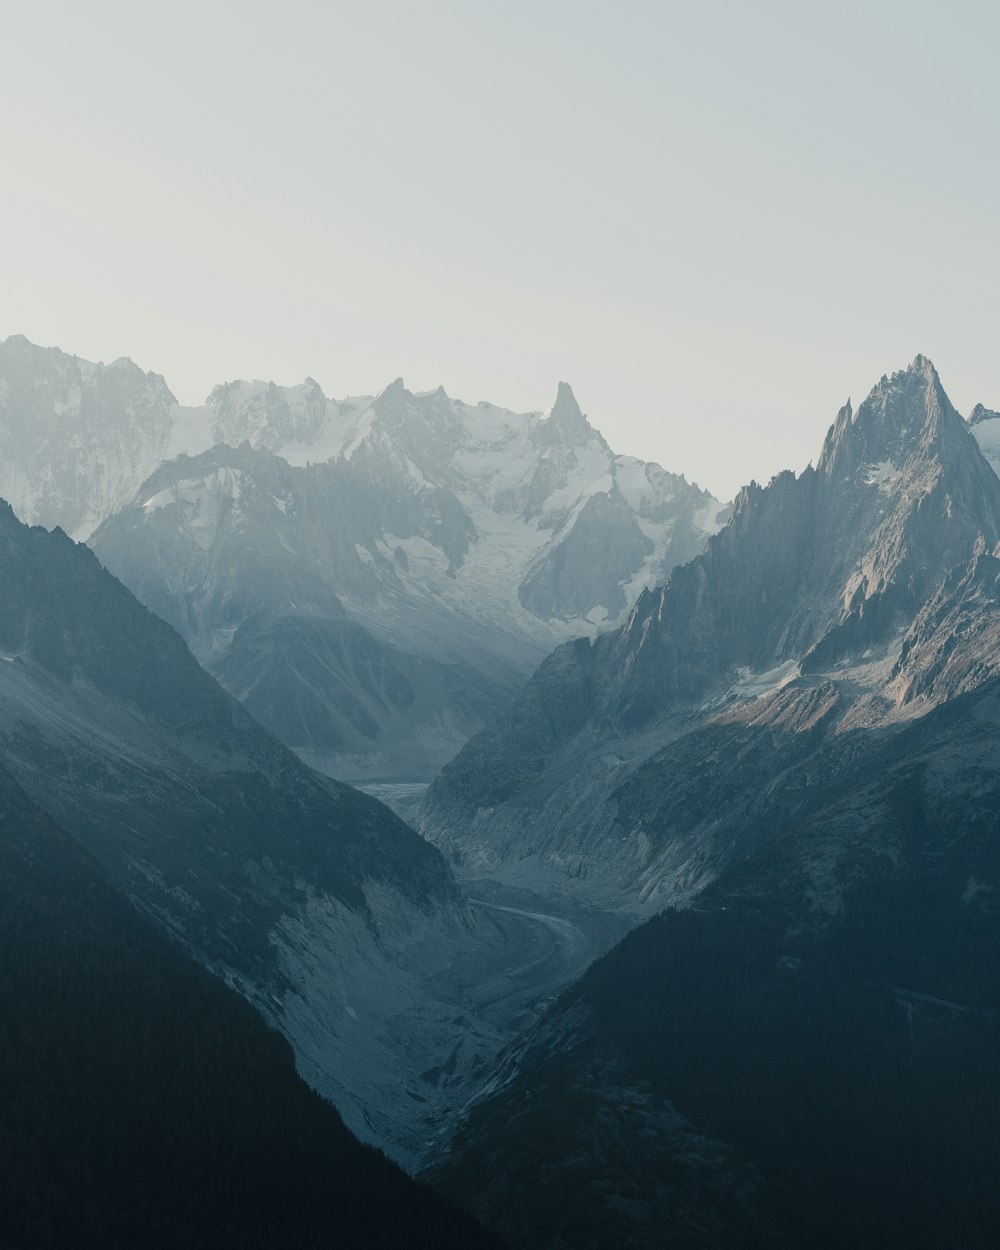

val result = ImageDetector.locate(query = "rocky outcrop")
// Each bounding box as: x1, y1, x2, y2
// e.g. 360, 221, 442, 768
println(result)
0, 335, 177, 539
420, 357, 1000, 907
88, 369, 724, 778
0, 762, 501, 1250
428, 675, 1000, 1249
970, 401, 1000, 477
0, 499, 472, 1153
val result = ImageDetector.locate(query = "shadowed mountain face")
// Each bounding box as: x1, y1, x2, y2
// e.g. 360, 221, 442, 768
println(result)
49, 357, 722, 780
0, 337, 725, 775
428, 677, 1000, 1250
213, 614, 512, 779
420, 357, 1000, 908
0, 500, 459, 942
0, 499, 475, 1151
90, 441, 525, 780
0, 765, 502, 1250
0, 337, 727, 780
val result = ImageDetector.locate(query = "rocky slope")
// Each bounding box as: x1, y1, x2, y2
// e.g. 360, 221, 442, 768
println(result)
0, 336, 729, 779
0, 335, 178, 540
0, 763, 501, 1250
0, 498, 478, 1152
420, 357, 1000, 909
84, 363, 724, 778
970, 400, 1000, 476
428, 675, 1000, 1248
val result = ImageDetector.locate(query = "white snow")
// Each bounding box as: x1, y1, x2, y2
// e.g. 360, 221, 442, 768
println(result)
864, 460, 901, 493
282, 399, 375, 467
971, 417, 1000, 479
0, 340, 731, 662
721, 660, 801, 704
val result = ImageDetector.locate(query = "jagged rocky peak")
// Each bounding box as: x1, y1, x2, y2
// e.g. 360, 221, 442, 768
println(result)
969, 402, 1000, 426
968, 402, 1000, 480
534, 380, 608, 450
419, 355, 1000, 895
0, 334, 179, 538
358, 377, 468, 473
0, 332, 176, 410
817, 354, 972, 481
375, 376, 407, 405
206, 375, 331, 450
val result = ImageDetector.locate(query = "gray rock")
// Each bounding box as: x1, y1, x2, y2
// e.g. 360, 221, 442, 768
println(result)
420, 356, 1000, 907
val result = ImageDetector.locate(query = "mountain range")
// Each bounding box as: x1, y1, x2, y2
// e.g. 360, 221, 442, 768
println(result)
420, 357, 1000, 909
0, 495, 492, 1152
0, 334, 725, 779
419, 356, 1000, 1247
4, 335, 1000, 1246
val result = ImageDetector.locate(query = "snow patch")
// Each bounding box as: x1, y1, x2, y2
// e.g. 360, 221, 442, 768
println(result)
971, 417, 1000, 480
864, 460, 901, 493
722, 660, 801, 704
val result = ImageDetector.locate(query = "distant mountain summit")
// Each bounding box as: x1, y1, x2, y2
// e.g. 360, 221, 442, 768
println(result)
0, 338, 724, 778
420, 356, 1000, 906
969, 399, 1000, 477
0, 335, 177, 539
535, 380, 602, 448
3, 340, 719, 779
969, 401, 1000, 425
422, 361, 1000, 1244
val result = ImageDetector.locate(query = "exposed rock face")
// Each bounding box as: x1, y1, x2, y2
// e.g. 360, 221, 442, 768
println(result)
85, 366, 724, 778
0, 499, 472, 1152
888, 541, 1000, 706
428, 676, 1000, 1249
0, 336, 725, 779
90, 441, 526, 779
970, 401, 1000, 477
207, 376, 333, 449
969, 402, 1000, 425
0, 764, 501, 1250
214, 614, 510, 780
420, 357, 1000, 907
518, 488, 653, 620
0, 335, 177, 539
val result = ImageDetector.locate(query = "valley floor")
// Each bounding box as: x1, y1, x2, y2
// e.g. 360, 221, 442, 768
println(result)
336, 783, 632, 1168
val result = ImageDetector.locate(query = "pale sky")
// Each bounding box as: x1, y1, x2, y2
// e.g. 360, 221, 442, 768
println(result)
3, 0, 998, 500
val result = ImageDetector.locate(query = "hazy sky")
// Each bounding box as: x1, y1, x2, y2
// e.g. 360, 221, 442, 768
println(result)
3, 0, 998, 499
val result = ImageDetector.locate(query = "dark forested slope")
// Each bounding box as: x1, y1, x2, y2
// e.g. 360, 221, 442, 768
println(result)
0, 765, 500, 1250
430, 678, 1000, 1249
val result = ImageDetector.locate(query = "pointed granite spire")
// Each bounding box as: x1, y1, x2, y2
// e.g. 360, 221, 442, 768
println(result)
537, 381, 607, 450
969, 403, 1000, 427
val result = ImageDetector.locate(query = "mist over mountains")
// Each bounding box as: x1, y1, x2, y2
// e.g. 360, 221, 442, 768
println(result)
0, 334, 725, 781
420, 356, 1000, 908
2, 335, 999, 1247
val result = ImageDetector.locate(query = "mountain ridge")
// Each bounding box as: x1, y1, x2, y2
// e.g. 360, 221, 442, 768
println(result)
0, 496, 485, 1156
427, 672, 1000, 1248
420, 356, 1000, 907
